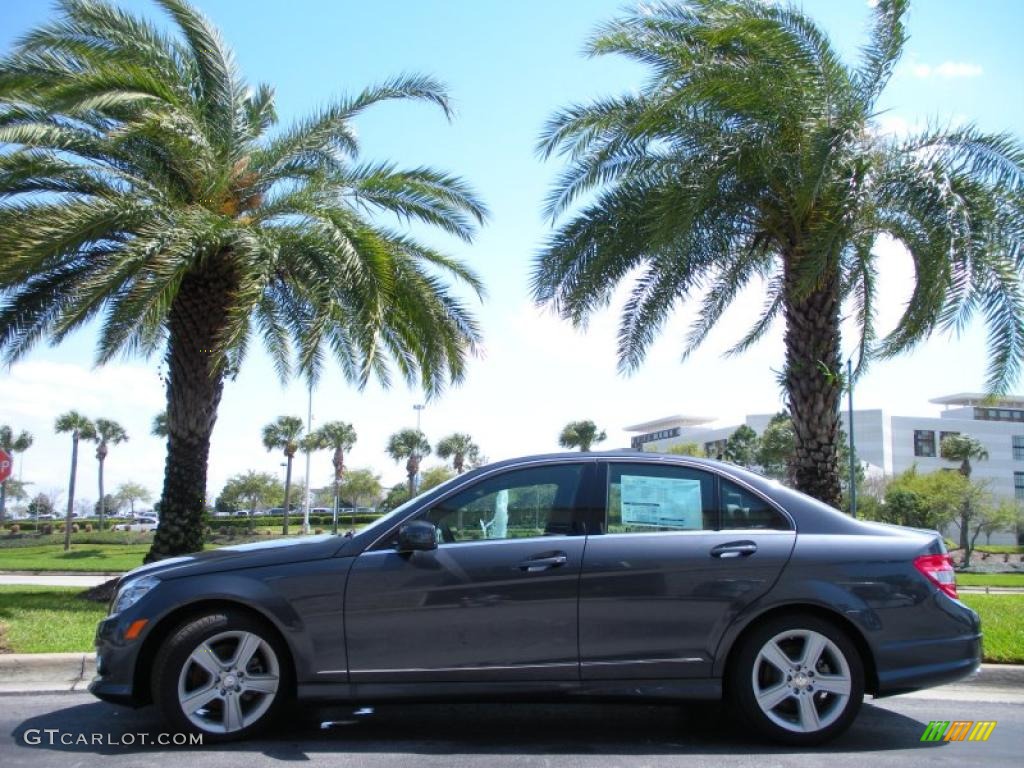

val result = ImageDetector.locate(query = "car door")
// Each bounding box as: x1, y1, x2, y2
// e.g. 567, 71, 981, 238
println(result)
578, 461, 796, 680
344, 461, 594, 683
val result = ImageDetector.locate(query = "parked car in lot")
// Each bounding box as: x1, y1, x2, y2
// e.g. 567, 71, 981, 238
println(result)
114, 515, 159, 532
90, 452, 980, 744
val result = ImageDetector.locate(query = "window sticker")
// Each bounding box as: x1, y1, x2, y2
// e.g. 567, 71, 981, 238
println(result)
620, 474, 703, 529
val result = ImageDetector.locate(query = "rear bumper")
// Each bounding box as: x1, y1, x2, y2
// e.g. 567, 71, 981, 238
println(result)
873, 596, 982, 696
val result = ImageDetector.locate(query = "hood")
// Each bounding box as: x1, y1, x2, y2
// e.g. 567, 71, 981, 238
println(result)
119, 534, 346, 583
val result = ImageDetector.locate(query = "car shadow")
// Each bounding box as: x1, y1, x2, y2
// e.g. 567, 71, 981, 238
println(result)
11, 698, 944, 757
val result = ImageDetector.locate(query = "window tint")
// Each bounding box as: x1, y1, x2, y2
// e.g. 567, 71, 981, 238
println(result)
418, 464, 586, 544
605, 463, 717, 533
720, 479, 790, 530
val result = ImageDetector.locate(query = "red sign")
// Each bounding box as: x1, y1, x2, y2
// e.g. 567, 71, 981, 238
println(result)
0, 449, 11, 484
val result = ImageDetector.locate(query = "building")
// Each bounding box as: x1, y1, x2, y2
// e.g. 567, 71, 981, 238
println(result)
625, 393, 1024, 544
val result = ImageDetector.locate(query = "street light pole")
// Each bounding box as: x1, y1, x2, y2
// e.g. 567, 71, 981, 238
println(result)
302, 381, 313, 534
847, 358, 857, 518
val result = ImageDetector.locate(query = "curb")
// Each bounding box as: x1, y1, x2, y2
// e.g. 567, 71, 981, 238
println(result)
0, 654, 1020, 696
0, 571, 125, 577
0, 652, 96, 694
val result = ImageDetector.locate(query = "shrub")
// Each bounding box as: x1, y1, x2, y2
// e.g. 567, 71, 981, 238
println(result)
41, 524, 53, 535
314, 528, 323, 535
8, 524, 19, 535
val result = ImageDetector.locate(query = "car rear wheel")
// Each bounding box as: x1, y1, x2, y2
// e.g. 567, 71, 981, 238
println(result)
152, 609, 292, 741
729, 613, 864, 745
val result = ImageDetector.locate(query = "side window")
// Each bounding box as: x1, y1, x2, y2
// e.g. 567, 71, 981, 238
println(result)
605, 463, 717, 533
419, 464, 586, 544
720, 479, 790, 530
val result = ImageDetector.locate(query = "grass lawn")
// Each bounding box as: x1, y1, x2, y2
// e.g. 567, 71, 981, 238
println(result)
0, 586, 107, 653
959, 594, 1024, 665
0, 544, 151, 572
957, 572, 1024, 588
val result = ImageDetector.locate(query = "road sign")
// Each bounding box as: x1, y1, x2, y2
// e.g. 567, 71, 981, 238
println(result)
0, 449, 11, 484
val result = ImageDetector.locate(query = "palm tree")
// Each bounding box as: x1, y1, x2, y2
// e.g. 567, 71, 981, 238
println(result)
533, 0, 1024, 508
54, 411, 95, 551
436, 433, 481, 474
151, 412, 168, 439
0, 425, 33, 524
558, 420, 606, 452
88, 418, 128, 530
387, 429, 431, 496
940, 433, 990, 551
306, 421, 357, 533
940, 434, 989, 480
0, 0, 486, 561
262, 415, 304, 535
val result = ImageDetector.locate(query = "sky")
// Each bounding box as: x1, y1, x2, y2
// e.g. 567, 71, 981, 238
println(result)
1, 0, 1023, 507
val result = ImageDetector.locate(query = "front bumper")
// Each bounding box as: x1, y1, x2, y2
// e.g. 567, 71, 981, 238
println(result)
88, 613, 148, 707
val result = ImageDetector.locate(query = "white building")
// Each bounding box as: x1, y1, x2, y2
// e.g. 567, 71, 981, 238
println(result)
625, 393, 1024, 544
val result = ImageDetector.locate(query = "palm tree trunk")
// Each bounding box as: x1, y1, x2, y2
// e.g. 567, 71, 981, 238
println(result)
97, 457, 105, 532
282, 455, 292, 536
146, 261, 237, 562
0, 482, 6, 525
63, 434, 78, 552
783, 255, 843, 508
406, 456, 418, 497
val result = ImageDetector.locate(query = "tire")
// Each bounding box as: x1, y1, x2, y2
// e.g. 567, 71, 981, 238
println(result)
152, 609, 292, 742
728, 613, 864, 746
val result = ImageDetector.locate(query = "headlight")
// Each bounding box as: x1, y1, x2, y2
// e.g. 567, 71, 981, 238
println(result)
111, 575, 160, 615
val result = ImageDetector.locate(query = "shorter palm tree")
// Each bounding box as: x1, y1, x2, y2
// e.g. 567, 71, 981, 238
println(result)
0, 425, 33, 524
306, 422, 357, 533
89, 419, 128, 531
262, 416, 305, 535
55, 411, 95, 551
387, 429, 431, 496
940, 434, 990, 550
436, 433, 481, 474
940, 434, 989, 480
559, 420, 606, 452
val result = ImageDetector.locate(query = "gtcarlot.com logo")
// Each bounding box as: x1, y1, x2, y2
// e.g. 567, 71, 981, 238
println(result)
920, 720, 997, 742
23, 729, 203, 747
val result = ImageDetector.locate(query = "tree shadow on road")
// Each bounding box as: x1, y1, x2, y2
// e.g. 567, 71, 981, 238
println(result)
10, 698, 946, 758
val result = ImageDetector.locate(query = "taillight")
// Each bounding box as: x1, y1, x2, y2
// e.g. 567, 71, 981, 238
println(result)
914, 554, 958, 599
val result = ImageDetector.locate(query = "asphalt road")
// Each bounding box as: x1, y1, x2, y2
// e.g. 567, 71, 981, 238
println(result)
1, 689, 1021, 768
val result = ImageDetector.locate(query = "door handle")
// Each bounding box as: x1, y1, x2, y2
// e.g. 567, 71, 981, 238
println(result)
710, 541, 758, 559
517, 552, 568, 572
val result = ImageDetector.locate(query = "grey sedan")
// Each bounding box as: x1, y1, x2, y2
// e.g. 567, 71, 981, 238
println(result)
89, 453, 981, 745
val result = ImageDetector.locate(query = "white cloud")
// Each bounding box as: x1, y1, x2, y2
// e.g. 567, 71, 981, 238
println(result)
909, 61, 983, 79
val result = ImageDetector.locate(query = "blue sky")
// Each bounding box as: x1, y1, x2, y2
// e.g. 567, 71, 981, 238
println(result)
1, 0, 1023, 506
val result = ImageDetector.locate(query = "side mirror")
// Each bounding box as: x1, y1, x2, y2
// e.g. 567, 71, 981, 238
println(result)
397, 520, 438, 552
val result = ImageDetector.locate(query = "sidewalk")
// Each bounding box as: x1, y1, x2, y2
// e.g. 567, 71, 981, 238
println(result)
0, 573, 119, 587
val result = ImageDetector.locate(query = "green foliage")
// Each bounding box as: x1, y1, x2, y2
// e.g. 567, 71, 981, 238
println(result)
93, 494, 121, 516
381, 483, 411, 512
115, 482, 152, 512
863, 467, 968, 530
724, 425, 759, 467
262, 415, 305, 458
756, 413, 795, 481
558, 420, 606, 452
218, 471, 281, 515
664, 442, 705, 457
419, 465, 455, 492
0, 425, 33, 455
26, 494, 54, 518
338, 468, 382, 507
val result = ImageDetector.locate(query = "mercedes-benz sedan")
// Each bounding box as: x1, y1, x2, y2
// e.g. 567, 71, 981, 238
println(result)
90, 452, 981, 745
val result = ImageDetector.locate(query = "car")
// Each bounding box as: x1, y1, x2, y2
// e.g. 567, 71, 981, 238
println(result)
89, 452, 981, 744
115, 515, 159, 532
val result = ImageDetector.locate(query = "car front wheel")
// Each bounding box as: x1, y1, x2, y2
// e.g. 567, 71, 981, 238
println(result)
729, 613, 864, 745
152, 609, 291, 741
